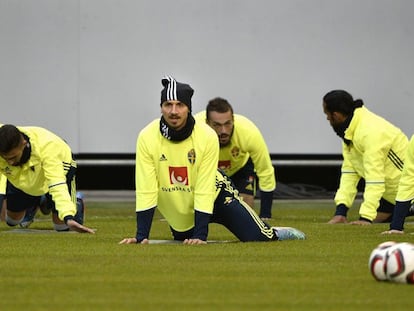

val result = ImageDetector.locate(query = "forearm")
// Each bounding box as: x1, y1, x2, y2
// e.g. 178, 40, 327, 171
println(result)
135, 208, 155, 242
390, 201, 410, 231
334, 172, 360, 208
259, 190, 274, 218
192, 210, 211, 241
49, 184, 77, 221
359, 182, 385, 221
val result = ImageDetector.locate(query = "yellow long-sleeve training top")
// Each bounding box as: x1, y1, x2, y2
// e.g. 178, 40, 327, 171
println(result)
135, 118, 219, 232
396, 134, 414, 202
0, 126, 77, 220
195, 112, 275, 192
334, 106, 408, 221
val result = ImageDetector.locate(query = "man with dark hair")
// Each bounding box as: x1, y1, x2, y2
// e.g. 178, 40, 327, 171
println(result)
195, 97, 276, 220
0, 124, 94, 233
119, 76, 304, 244
322, 90, 409, 225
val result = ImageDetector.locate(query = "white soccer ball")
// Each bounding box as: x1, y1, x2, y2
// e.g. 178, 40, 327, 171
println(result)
368, 241, 397, 281
385, 242, 414, 284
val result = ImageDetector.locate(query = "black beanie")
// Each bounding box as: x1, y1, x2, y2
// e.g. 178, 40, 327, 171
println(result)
160, 76, 194, 112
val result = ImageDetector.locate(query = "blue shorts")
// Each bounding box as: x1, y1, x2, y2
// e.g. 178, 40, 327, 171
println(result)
5, 166, 76, 213
5, 183, 42, 212
377, 198, 395, 214
211, 170, 275, 241
0, 194, 4, 211
169, 170, 275, 242
230, 158, 256, 196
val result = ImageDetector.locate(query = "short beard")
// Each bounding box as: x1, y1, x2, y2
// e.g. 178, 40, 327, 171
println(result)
219, 128, 233, 147
332, 114, 353, 145
218, 135, 230, 147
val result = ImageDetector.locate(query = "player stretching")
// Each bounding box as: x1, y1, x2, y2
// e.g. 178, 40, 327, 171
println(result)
195, 98, 276, 220
0, 124, 93, 233
120, 76, 305, 244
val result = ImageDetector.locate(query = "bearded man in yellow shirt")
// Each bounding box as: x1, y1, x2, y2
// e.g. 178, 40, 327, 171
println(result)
0, 124, 94, 233
322, 90, 408, 225
195, 98, 276, 220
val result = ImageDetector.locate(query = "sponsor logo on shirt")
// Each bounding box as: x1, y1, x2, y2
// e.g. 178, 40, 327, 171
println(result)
218, 160, 231, 170
169, 166, 189, 185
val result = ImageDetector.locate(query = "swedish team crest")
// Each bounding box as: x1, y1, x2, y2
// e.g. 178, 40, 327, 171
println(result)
231, 147, 240, 158
3, 167, 12, 175
188, 149, 196, 164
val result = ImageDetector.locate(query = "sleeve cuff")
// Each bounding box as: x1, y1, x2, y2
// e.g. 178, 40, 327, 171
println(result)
193, 210, 210, 241
136, 208, 155, 242
64, 215, 74, 224
259, 190, 274, 218
335, 204, 349, 216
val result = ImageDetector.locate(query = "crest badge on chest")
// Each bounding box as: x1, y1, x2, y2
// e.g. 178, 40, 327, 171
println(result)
188, 149, 196, 164
231, 147, 240, 158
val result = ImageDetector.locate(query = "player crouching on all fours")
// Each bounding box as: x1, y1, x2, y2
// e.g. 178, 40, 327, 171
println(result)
120, 75, 305, 245
14, 192, 85, 229
0, 124, 93, 233
0, 192, 85, 229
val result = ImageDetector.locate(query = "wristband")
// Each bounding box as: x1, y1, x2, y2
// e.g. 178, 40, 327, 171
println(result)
335, 204, 348, 216
260, 190, 274, 218
63, 215, 74, 224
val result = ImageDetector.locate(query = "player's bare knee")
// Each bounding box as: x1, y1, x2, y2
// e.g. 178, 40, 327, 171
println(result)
6, 214, 24, 227
54, 223, 69, 232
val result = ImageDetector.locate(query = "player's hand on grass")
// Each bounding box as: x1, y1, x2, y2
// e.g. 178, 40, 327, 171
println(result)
119, 237, 149, 244
381, 229, 404, 235
327, 215, 347, 224
66, 219, 95, 233
183, 238, 207, 245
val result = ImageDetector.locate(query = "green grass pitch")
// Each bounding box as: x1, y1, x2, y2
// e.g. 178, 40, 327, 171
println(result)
0, 200, 413, 311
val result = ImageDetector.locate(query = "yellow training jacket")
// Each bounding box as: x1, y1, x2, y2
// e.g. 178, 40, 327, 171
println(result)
0, 126, 77, 220
396, 135, 414, 202
334, 107, 408, 221
0, 173, 5, 195
195, 112, 276, 192
135, 119, 219, 232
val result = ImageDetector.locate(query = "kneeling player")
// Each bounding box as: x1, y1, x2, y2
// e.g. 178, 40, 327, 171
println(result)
120, 170, 305, 244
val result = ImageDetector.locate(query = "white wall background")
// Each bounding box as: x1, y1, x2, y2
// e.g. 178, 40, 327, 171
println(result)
1, 0, 413, 154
